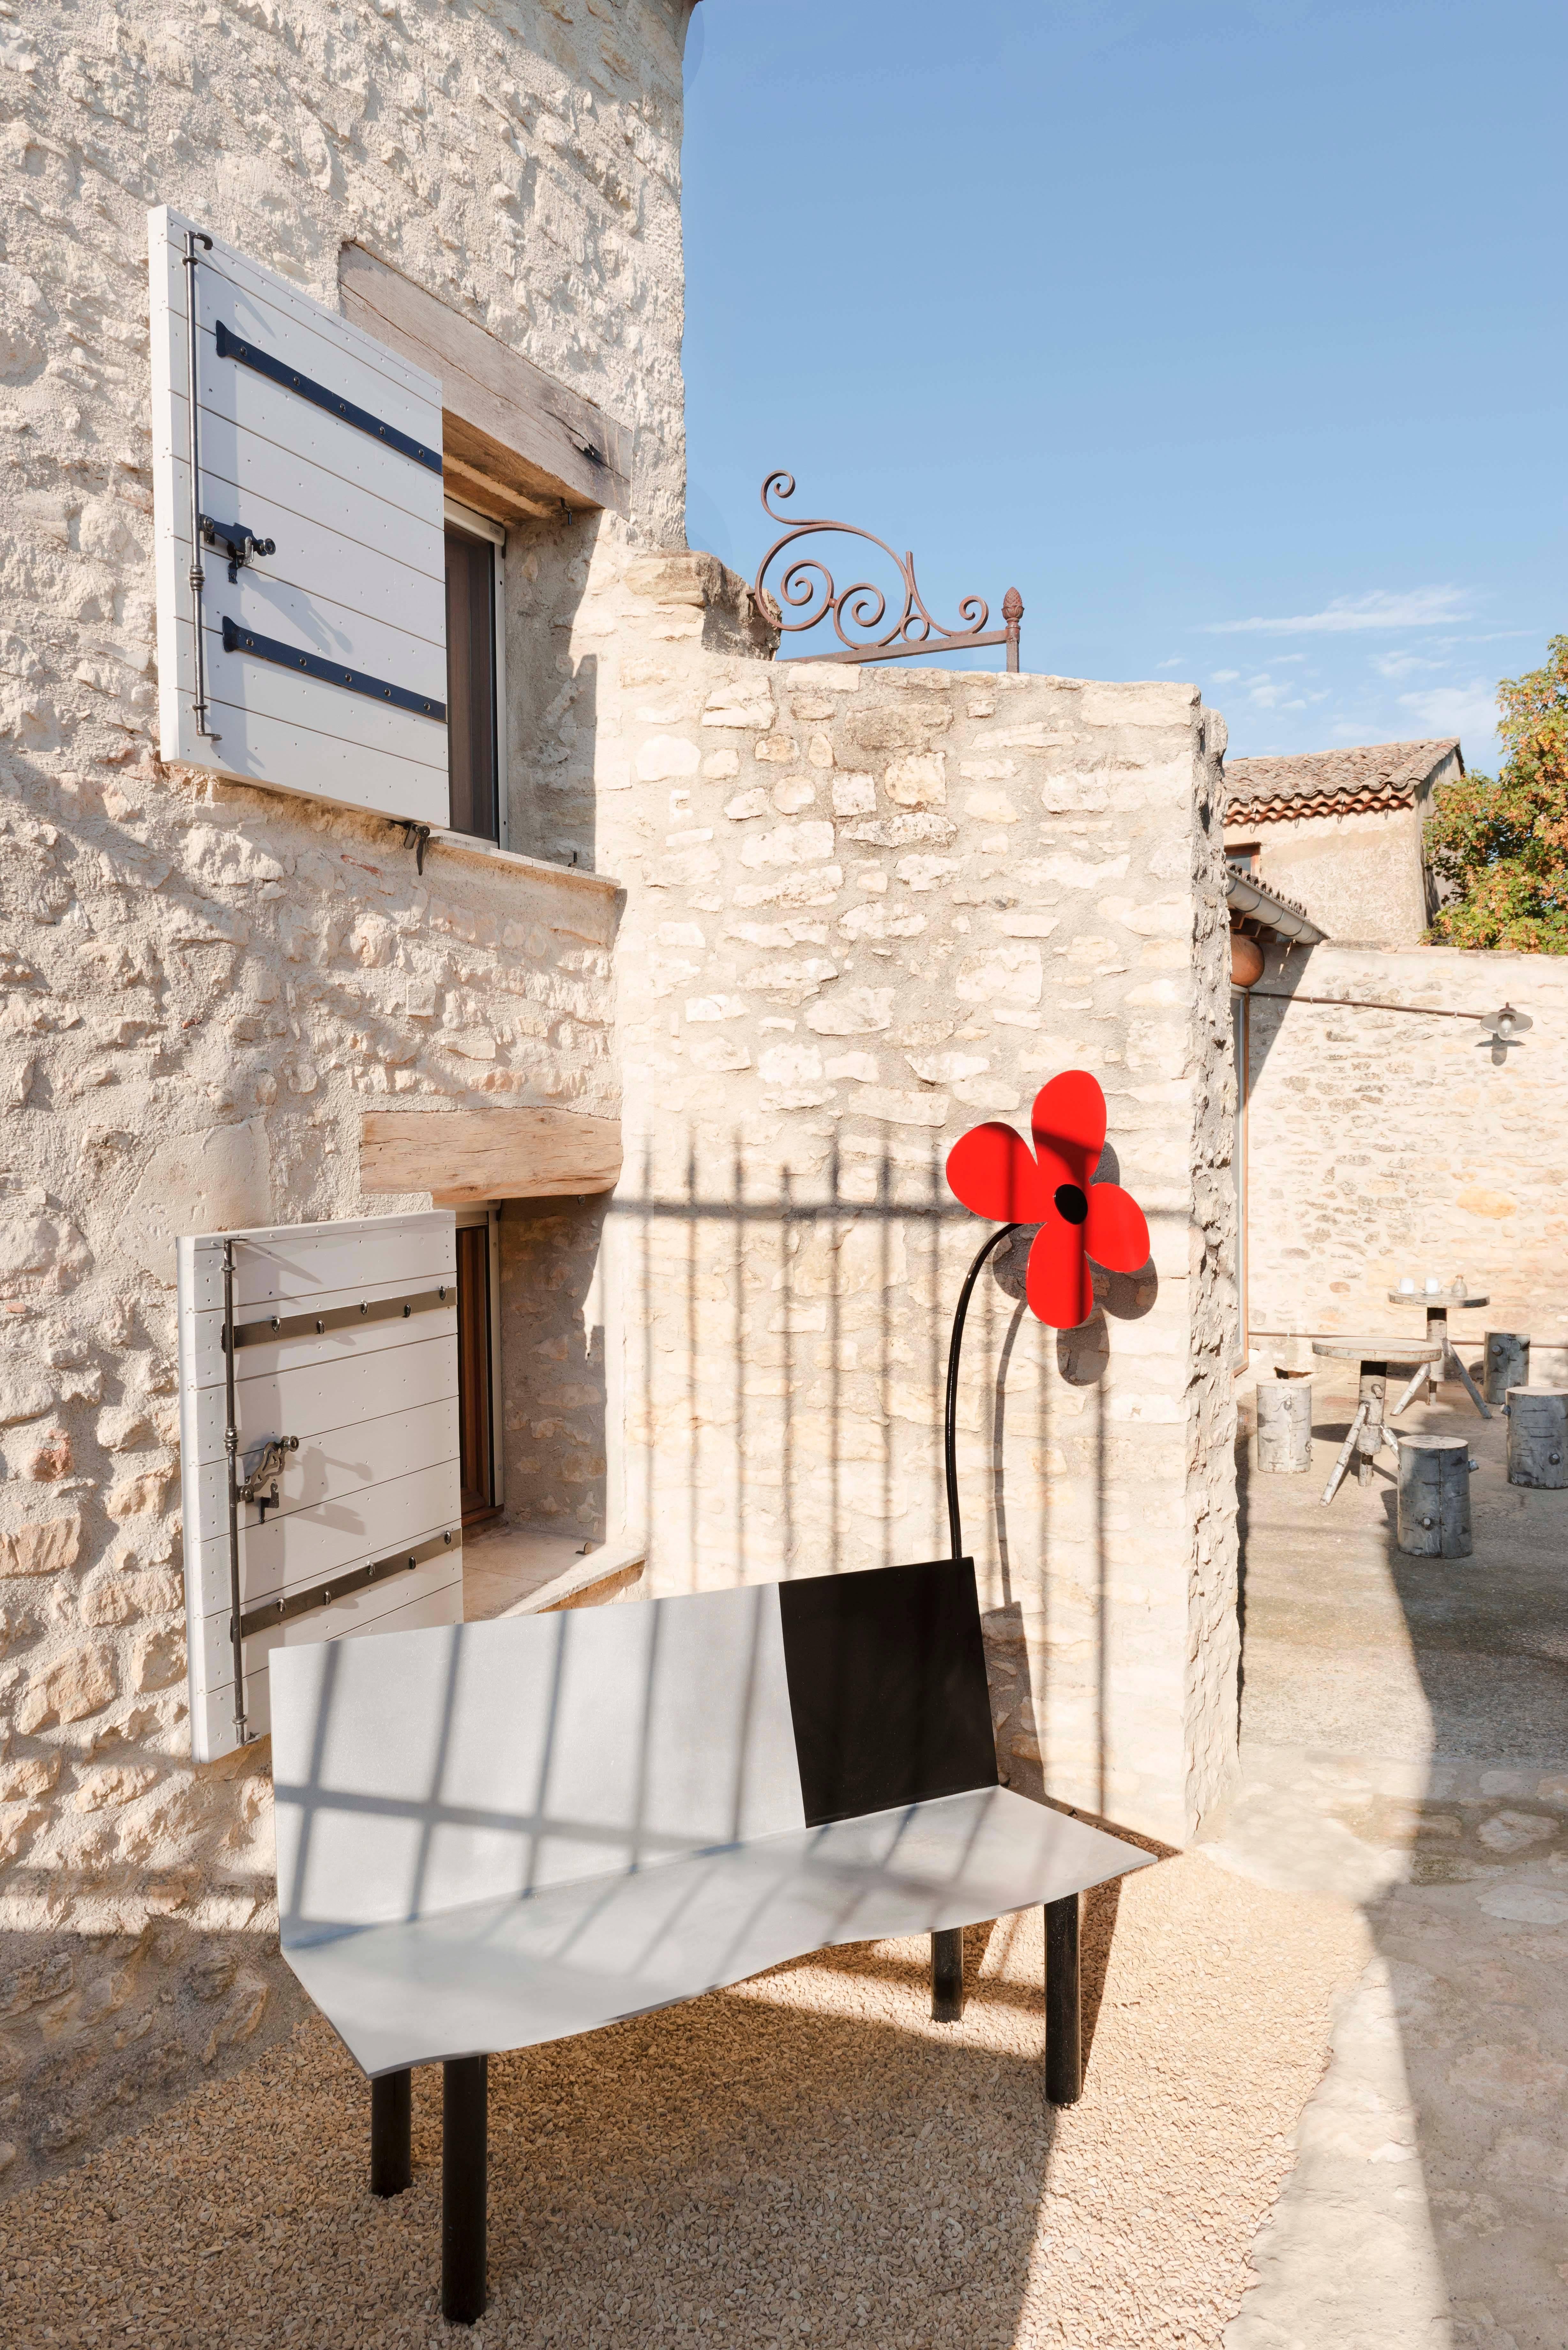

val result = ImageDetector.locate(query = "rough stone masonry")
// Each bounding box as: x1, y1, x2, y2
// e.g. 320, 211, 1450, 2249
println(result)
0, 0, 1243, 2202
0, 0, 691, 2194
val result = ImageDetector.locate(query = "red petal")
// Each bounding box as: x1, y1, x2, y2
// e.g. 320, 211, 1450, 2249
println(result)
1083, 1181, 1150, 1275
1031, 1071, 1106, 1187
1026, 1214, 1094, 1329
946, 1122, 1050, 1223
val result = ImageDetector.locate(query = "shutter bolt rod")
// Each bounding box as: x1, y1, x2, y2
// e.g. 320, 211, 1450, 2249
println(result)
182, 229, 221, 744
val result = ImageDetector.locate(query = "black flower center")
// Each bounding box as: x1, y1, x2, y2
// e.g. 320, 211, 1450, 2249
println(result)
1054, 1183, 1088, 1225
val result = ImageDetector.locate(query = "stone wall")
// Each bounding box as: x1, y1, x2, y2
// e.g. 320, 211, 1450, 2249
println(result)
567, 558, 1240, 1849
0, 0, 689, 2195
0, 761, 617, 2192
1242, 943, 1568, 1356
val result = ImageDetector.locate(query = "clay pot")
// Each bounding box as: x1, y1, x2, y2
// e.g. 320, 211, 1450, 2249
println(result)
1230, 932, 1264, 987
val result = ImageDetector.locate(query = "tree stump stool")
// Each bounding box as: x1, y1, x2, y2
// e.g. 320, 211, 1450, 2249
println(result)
1484, 1332, 1530, 1404
1397, 1435, 1474, 1557
1505, 1389, 1568, 1489
1256, 1376, 1312, 1473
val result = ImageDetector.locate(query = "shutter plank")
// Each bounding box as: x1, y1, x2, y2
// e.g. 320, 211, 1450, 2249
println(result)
199, 1569, 465, 1747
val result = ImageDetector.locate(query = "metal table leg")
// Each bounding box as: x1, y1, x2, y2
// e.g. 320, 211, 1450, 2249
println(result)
931, 1927, 964, 2023
370, 2068, 411, 2198
442, 2054, 487, 2325
1044, 1892, 1081, 2106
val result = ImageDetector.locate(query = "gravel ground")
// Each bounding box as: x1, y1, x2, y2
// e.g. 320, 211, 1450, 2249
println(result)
1, 1853, 1366, 2350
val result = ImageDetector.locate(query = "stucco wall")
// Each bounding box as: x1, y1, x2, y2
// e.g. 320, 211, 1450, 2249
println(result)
0, 0, 687, 2197
1242, 943, 1568, 1356
1223, 800, 1433, 949
571, 559, 1240, 1850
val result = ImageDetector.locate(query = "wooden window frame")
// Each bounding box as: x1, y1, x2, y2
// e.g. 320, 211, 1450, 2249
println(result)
454, 1202, 505, 1524
444, 496, 507, 851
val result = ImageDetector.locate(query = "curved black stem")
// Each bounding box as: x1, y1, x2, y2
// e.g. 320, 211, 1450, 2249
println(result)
945, 1223, 1022, 1562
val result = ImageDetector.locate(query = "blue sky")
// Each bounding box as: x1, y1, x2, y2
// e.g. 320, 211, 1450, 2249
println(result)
681, 1, 1567, 772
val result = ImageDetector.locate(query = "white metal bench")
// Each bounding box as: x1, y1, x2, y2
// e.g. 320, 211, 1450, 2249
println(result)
270, 1556, 1152, 2323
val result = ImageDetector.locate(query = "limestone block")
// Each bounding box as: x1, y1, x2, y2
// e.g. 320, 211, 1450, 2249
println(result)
0, 1753, 59, 1802
831, 774, 876, 817
16, 1646, 117, 1733
0, 1514, 80, 1579
884, 753, 946, 809
74, 1764, 159, 1813
804, 989, 893, 1037
771, 779, 816, 814
853, 1087, 950, 1129
955, 944, 1043, 1007
740, 820, 835, 869
702, 685, 776, 729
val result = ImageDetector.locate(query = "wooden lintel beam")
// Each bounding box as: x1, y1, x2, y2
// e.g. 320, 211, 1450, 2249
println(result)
359, 1108, 622, 1206
339, 244, 631, 518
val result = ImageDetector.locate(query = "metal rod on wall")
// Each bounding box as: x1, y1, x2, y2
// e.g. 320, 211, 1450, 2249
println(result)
182, 227, 219, 741
221, 1238, 249, 1745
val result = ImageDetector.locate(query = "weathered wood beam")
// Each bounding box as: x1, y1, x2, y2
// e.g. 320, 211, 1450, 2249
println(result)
339, 244, 631, 518
359, 1108, 622, 1205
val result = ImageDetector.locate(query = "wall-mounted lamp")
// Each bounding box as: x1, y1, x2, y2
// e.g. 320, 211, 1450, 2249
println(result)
1479, 1003, 1531, 1064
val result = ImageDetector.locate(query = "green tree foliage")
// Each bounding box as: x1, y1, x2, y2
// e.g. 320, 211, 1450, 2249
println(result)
1427, 634, 1568, 951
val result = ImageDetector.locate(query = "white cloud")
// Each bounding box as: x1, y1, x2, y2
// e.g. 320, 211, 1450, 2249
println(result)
1205, 586, 1472, 636
1397, 678, 1500, 748
1371, 649, 1442, 681
1210, 668, 1240, 684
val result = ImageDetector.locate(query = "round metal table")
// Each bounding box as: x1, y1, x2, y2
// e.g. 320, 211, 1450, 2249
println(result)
1312, 1336, 1444, 1504
1384, 1291, 1492, 1418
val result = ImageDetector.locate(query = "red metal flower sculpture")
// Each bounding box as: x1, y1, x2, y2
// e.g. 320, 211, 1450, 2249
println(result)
945, 1070, 1150, 1329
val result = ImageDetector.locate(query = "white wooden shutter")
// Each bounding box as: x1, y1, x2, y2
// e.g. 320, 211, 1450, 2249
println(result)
177, 1211, 463, 1763
149, 205, 449, 825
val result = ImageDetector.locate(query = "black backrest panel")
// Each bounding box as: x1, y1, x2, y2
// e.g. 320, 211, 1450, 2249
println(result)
777, 1558, 999, 1828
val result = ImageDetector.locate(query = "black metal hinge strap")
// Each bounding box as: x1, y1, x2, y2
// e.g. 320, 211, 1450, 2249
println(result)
221, 616, 447, 724
238, 1525, 461, 1641
214, 318, 442, 474
221, 1284, 453, 1352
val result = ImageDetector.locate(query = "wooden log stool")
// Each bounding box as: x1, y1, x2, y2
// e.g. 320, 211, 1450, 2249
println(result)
1397, 1434, 1475, 1557
1313, 1338, 1443, 1505
1505, 1388, 1568, 1489
1256, 1374, 1313, 1474
1484, 1332, 1530, 1405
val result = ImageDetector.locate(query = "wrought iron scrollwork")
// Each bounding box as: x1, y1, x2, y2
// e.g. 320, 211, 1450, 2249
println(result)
751, 472, 1022, 668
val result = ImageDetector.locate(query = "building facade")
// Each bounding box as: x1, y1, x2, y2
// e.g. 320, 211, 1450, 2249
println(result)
0, 0, 1240, 2193
1224, 739, 1462, 948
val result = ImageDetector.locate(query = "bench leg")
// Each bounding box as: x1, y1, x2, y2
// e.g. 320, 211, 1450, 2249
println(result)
931, 1927, 964, 2023
370, 2068, 411, 2198
1044, 1893, 1082, 2107
441, 2055, 487, 2325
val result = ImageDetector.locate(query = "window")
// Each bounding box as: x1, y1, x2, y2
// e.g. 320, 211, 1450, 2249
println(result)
454, 1204, 503, 1525
444, 499, 505, 844
1227, 843, 1261, 876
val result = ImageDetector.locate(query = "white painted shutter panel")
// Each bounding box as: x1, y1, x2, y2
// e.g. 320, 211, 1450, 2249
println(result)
149, 205, 449, 825
177, 1211, 463, 1764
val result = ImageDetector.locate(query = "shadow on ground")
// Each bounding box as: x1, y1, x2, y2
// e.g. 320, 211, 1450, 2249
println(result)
1212, 1361, 1568, 2350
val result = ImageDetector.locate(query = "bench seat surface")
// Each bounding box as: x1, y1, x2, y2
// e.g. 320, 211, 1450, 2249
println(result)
284, 1785, 1151, 2076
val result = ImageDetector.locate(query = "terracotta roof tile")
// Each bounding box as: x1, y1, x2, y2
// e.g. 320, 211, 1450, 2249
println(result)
1224, 739, 1461, 824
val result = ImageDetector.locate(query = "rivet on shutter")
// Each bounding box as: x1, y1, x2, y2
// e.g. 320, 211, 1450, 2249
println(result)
359, 1302, 368, 1315
403, 1303, 411, 1318
315, 1317, 324, 1333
